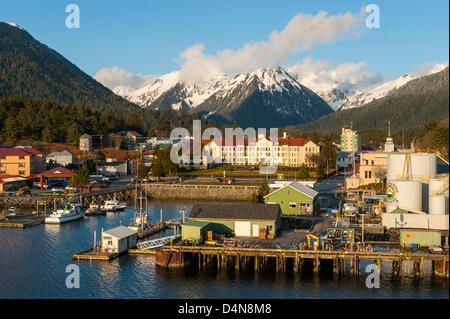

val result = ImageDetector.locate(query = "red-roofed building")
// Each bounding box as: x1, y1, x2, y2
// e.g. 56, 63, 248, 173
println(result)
0, 147, 46, 177
33, 166, 74, 190
201, 137, 320, 167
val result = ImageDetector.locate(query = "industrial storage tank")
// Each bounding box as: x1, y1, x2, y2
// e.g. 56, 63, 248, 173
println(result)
387, 153, 437, 213
386, 179, 422, 213
387, 153, 437, 181
429, 196, 448, 215
429, 178, 449, 215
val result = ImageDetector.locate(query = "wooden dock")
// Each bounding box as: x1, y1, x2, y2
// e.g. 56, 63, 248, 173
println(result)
128, 249, 157, 255
72, 248, 118, 261
160, 245, 449, 278
0, 217, 44, 228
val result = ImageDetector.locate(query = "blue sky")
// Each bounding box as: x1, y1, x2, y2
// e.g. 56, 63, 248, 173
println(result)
1, 0, 448, 86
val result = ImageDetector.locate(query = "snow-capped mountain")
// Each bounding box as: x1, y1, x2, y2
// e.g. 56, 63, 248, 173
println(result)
114, 65, 333, 127
196, 66, 333, 127
303, 63, 448, 111
336, 73, 415, 111
113, 70, 229, 110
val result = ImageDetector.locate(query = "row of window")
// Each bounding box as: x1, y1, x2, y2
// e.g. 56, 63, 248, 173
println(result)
0, 163, 26, 167
0, 156, 26, 160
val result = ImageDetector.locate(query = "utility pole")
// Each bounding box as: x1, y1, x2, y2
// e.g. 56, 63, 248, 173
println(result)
362, 214, 365, 244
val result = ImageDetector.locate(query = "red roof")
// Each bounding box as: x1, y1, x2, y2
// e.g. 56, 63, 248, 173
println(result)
278, 138, 310, 146
37, 166, 73, 176
203, 138, 249, 146
0, 147, 44, 156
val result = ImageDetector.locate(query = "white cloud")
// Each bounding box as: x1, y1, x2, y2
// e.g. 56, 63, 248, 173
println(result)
178, 10, 365, 83
94, 67, 159, 90
410, 61, 449, 77
287, 56, 383, 92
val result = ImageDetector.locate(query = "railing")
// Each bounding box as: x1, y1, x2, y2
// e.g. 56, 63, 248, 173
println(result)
137, 235, 179, 250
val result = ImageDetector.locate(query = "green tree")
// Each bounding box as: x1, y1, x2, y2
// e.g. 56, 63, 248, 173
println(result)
137, 158, 149, 179
297, 165, 309, 179
66, 122, 82, 145
249, 178, 270, 203
315, 163, 325, 178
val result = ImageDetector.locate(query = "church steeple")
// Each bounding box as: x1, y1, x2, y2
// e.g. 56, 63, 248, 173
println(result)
384, 120, 395, 152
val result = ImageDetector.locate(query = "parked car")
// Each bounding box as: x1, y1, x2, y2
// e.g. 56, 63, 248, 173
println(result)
52, 188, 65, 193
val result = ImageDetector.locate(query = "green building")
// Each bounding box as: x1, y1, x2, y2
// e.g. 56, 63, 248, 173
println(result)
264, 182, 319, 216
340, 127, 361, 152
185, 202, 282, 240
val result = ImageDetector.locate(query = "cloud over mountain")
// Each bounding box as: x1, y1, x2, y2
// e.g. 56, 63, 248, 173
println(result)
178, 10, 365, 83
94, 66, 159, 90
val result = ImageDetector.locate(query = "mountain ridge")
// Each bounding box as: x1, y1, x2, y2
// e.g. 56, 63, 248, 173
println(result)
0, 22, 138, 113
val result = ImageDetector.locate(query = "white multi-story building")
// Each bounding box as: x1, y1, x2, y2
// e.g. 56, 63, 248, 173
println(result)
202, 137, 320, 167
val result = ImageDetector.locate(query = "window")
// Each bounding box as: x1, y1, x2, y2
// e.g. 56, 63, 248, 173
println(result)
19, 163, 25, 167
19, 171, 25, 175
19, 156, 25, 160
0, 156, 5, 159
289, 203, 297, 208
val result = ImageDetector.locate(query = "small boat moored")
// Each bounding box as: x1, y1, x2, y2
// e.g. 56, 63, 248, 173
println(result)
45, 203, 85, 224
85, 203, 104, 216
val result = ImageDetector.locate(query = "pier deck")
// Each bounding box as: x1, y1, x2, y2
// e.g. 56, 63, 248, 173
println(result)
160, 245, 449, 278
72, 248, 118, 261
0, 217, 44, 228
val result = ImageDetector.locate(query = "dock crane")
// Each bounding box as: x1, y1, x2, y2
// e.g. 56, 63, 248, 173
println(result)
306, 234, 320, 250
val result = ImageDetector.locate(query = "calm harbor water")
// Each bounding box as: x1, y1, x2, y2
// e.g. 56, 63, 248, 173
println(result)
0, 199, 448, 299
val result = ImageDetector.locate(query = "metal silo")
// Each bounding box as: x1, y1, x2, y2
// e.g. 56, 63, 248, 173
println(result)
429, 178, 449, 215
386, 179, 422, 213
429, 196, 447, 215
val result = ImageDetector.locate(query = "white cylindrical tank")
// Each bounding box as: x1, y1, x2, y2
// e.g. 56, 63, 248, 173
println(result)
410, 153, 437, 181
386, 179, 422, 213
387, 153, 407, 181
429, 196, 447, 215
387, 153, 437, 182
429, 178, 447, 195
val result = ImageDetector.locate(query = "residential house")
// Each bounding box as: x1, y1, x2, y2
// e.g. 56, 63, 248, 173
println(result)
264, 182, 319, 217
79, 134, 93, 152
45, 150, 74, 167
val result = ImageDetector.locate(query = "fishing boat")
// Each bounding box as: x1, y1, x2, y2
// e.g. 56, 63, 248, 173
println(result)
85, 203, 104, 216
101, 199, 127, 212
128, 183, 165, 239
3, 207, 22, 219
45, 203, 85, 224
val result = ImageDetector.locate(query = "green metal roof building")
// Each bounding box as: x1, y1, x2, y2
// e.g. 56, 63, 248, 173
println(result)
185, 202, 282, 240
264, 182, 319, 216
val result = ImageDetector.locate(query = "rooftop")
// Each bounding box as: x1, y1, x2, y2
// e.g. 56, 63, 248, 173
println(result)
0, 147, 43, 156
265, 182, 318, 199
103, 226, 138, 239
181, 220, 211, 228
189, 202, 281, 221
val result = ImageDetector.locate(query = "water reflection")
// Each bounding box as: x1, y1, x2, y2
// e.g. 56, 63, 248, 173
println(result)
0, 199, 448, 299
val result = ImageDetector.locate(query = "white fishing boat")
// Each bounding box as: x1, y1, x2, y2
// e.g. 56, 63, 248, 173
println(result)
101, 199, 127, 212
85, 203, 104, 216
45, 203, 85, 224
116, 201, 127, 210
101, 200, 119, 212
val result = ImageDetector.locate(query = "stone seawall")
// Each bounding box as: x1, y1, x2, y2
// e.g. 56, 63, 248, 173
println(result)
142, 183, 259, 201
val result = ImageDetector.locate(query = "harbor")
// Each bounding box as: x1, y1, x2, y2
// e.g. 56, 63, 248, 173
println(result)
0, 198, 448, 299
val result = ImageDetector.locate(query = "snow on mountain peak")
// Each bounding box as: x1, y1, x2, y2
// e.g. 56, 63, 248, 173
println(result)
4, 22, 25, 31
